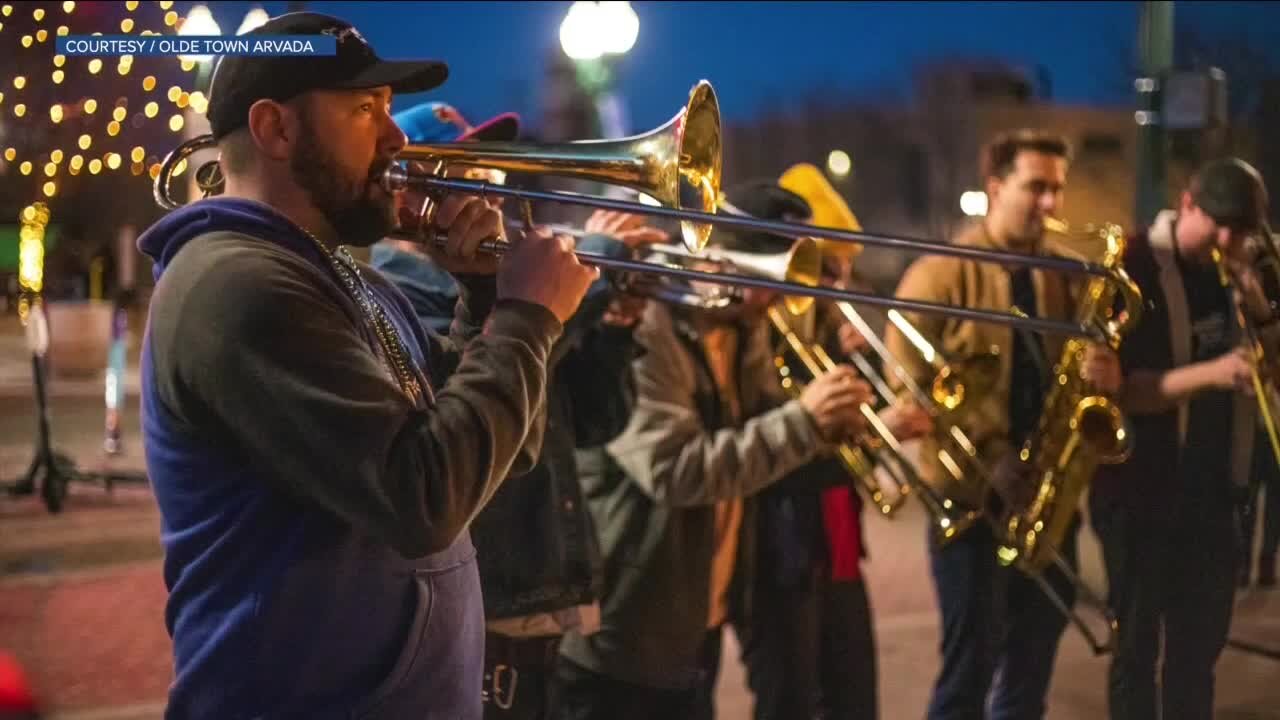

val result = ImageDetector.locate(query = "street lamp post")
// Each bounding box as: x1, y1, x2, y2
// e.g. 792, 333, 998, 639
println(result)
559, 1, 639, 138
1135, 1, 1174, 231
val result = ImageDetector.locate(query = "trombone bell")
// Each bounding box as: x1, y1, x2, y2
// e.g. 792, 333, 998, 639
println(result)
392, 80, 723, 253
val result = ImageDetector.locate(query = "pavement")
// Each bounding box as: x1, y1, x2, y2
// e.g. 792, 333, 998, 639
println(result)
1, 311, 1278, 719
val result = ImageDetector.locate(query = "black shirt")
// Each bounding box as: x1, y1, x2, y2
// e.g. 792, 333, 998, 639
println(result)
1175, 248, 1237, 499
1009, 267, 1047, 447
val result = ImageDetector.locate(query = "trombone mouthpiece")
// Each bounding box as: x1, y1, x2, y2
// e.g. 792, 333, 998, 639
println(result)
382, 165, 410, 194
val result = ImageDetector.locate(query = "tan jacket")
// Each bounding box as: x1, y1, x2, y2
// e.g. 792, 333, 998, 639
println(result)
883, 221, 1079, 507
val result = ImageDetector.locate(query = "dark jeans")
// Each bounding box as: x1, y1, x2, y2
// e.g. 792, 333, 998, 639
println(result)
483, 633, 565, 720
737, 571, 878, 720
552, 631, 722, 720
1090, 493, 1238, 720
1242, 432, 1280, 576
925, 519, 1077, 720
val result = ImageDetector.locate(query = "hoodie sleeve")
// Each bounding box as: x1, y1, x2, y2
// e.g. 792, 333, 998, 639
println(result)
380, 233, 639, 453
149, 235, 562, 558
363, 267, 549, 478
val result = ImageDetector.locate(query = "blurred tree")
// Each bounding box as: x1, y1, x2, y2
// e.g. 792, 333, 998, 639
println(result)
0, 1, 205, 300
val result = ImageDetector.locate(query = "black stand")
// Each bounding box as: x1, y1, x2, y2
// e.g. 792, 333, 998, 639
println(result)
4, 352, 149, 515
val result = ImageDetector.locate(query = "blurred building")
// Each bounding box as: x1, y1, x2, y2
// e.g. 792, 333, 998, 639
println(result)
1255, 76, 1280, 229
720, 62, 1139, 288
720, 59, 1270, 291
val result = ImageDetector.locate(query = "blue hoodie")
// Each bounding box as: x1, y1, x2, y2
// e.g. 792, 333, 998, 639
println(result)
137, 197, 561, 719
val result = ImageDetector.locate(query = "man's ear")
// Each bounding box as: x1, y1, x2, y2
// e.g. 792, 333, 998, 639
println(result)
984, 175, 1002, 206
245, 99, 294, 162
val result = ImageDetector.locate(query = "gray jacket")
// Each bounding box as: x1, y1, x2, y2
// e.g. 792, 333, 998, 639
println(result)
560, 301, 831, 689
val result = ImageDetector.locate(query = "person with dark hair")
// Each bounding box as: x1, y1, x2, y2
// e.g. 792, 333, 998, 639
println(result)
135, 13, 597, 719
1091, 157, 1272, 719
884, 128, 1122, 719
551, 181, 889, 720
979, 129, 1074, 184
724, 165, 931, 720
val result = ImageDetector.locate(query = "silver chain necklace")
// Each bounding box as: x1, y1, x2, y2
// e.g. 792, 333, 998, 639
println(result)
302, 231, 425, 406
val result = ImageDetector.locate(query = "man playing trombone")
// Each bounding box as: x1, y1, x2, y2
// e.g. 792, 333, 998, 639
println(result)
883, 129, 1122, 719
1091, 157, 1272, 720
553, 181, 882, 720
136, 13, 596, 719
370, 100, 663, 720
732, 168, 932, 720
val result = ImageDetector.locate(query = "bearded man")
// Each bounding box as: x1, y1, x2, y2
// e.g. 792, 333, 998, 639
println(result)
136, 12, 595, 719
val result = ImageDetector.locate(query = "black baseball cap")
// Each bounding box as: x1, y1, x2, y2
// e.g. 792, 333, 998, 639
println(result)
1191, 157, 1271, 233
206, 12, 448, 140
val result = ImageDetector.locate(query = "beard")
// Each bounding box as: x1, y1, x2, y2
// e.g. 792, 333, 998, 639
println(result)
289, 115, 396, 248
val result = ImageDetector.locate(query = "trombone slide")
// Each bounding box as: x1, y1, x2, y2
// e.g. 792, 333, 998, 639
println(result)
768, 306, 909, 516
1211, 246, 1280, 470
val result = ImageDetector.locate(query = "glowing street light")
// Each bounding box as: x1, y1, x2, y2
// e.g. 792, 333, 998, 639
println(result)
960, 190, 988, 216
560, 1, 639, 60
177, 4, 219, 63
598, 2, 639, 55
560, 2, 603, 61
237, 6, 269, 35
827, 149, 851, 179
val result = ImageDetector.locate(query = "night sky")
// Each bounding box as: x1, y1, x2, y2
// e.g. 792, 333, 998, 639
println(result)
147, 1, 1280, 132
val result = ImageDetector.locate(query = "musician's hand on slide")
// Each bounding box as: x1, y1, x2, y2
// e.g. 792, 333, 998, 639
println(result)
498, 226, 599, 325
410, 194, 504, 275
800, 365, 873, 443
1081, 344, 1123, 395
879, 399, 934, 441
584, 210, 670, 249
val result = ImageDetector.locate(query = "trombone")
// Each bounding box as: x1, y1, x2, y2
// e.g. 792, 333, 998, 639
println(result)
153, 80, 1127, 340
775, 158, 986, 531
766, 305, 911, 517
846, 300, 1117, 654
638, 238, 823, 317
498, 226, 819, 314
1212, 230, 1280, 471
835, 301, 988, 540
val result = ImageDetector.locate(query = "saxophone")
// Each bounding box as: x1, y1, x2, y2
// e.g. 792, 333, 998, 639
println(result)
998, 222, 1143, 574
991, 222, 1141, 656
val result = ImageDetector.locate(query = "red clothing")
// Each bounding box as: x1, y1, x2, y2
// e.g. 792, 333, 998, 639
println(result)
0, 650, 38, 714
821, 485, 863, 581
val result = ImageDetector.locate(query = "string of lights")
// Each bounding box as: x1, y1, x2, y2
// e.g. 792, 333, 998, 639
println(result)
0, 0, 218, 205
0, 2, 272, 313
17, 201, 50, 296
